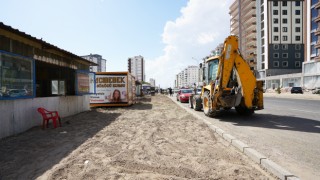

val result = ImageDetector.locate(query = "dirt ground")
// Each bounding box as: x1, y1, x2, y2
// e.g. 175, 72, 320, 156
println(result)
0, 95, 275, 179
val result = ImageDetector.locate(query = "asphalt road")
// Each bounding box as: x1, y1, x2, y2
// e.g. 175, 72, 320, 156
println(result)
170, 95, 320, 180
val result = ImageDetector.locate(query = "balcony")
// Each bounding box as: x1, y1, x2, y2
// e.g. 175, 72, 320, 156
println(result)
315, 1, 320, 9
243, 14, 256, 24
315, 40, 320, 48
241, 0, 255, 9
315, 28, 320, 36
315, 15, 320, 22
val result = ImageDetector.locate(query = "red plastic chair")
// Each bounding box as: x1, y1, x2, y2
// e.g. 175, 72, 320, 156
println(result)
37, 107, 62, 129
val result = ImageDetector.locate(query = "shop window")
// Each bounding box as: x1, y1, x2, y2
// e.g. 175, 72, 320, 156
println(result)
51, 80, 65, 95
0, 51, 34, 100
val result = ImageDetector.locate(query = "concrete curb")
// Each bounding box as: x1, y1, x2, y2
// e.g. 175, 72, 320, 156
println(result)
168, 95, 300, 180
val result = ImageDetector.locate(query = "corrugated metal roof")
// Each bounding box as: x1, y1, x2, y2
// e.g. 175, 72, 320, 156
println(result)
0, 22, 97, 66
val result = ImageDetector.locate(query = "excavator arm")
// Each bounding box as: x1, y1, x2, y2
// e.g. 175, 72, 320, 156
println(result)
217, 35, 262, 109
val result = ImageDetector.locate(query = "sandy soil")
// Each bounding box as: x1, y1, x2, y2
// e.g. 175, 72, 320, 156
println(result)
0, 95, 275, 179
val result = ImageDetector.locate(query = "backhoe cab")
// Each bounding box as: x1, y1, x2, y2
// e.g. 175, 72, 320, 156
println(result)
191, 35, 264, 117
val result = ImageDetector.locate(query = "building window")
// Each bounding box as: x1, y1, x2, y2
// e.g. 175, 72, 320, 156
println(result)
295, 1, 300, 6
273, 61, 279, 67
282, 44, 288, 50
274, 27, 279, 32
282, 1, 287, 6
296, 19, 300, 24
295, 10, 301, 15
295, 27, 300, 32
282, 61, 288, 67
295, 44, 301, 50
282, 53, 288, 58
295, 61, 301, 67
273, 10, 278, 15
282, 18, 287, 24
274, 18, 278, 24
273, 2, 278, 6
283, 27, 288, 32
283, 36, 288, 41
51, 80, 65, 95
295, 36, 301, 41
282, 10, 287, 15
295, 53, 301, 58
273, 44, 279, 50
274, 36, 279, 41
273, 53, 279, 58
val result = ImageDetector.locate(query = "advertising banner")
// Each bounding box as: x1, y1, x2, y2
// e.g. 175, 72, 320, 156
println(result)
90, 74, 127, 104
76, 71, 95, 95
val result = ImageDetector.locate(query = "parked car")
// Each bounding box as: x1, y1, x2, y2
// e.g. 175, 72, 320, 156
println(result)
312, 87, 320, 94
176, 89, 193, 103
291, 87, 303, 94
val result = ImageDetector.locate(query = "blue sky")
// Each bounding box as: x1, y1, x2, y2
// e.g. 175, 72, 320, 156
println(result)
1, 0, 233, 88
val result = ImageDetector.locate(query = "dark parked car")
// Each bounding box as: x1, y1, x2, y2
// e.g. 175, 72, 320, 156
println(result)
291, 87, 303, 94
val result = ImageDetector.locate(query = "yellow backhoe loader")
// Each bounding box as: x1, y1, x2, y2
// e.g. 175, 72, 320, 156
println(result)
190, 35, 264, 117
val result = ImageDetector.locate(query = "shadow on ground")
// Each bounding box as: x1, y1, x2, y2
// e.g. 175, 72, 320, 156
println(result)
0, 110, 121, 179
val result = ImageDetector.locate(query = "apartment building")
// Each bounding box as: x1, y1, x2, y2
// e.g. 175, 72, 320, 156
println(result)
128, 55, 145, 82
149, 78, 156, 87
81, 54, 106, 72
175, 66, 199, 88
230, 0, 257, 71
303, 0, 320, 89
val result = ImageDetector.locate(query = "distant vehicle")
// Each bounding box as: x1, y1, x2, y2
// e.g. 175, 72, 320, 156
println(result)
312, 87, 320, 94
291, 87, 303, 94
176, 89, 193, 103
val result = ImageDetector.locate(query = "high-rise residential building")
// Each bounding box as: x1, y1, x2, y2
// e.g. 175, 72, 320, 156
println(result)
256, 1, 306, 77
81, 54, 106, 72
303, 0, 320, 89
149, 78, 156, 87
128, 55, 145, 82
230, 0, 257, 71
175, 66, 199, 88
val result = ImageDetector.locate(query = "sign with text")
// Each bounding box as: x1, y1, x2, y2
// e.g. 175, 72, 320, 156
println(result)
90, 74, 128, 104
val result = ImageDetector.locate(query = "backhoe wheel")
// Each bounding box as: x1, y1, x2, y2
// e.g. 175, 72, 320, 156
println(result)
203, 91, 217, 117
189, 96, 194, 109
235, 99, 254, 116
193, 95, 202, 111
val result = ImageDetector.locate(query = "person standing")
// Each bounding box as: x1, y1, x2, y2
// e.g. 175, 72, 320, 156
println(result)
168, 87, 173, 96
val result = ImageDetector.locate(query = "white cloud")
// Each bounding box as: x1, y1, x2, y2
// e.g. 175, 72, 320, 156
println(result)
146, 0, 233, 88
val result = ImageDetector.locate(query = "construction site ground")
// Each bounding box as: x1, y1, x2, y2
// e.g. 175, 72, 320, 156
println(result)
0, 94, 275, 179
